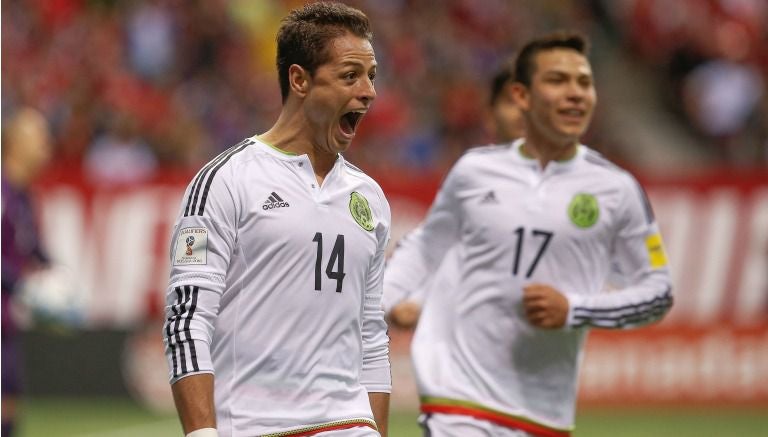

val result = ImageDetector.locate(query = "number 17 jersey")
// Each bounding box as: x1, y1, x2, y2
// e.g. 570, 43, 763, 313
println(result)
163, 137, 391, 437
385, 139, 672, 433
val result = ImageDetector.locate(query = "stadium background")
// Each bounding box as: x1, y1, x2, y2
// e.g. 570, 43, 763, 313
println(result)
3, 0, 767, 435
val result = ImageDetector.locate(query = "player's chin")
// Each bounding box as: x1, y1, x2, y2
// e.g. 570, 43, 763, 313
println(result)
330, 138, 352, 154
332, 131, 354, 152
556, 126, 587, 142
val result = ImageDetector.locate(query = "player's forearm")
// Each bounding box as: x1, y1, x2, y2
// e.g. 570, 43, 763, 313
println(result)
368, 391, 390, 437
566, 276, 673, 329
172, 373, 216, 434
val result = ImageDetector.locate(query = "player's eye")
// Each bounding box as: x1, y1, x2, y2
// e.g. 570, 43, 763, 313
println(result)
545, 75, 566, 84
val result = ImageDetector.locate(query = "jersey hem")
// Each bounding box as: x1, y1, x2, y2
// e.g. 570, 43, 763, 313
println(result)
260, 418, 377, 437
420, 396, 572, 437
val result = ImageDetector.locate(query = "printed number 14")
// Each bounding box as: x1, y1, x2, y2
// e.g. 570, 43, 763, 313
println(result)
312, 232, 346, 293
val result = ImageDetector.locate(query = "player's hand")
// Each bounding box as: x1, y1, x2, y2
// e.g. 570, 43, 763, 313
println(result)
522, 284, 569, 329
388, 300, 421, 329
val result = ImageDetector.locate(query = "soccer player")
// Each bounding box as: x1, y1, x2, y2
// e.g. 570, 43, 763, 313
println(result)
2, 108, 53, 437
163, 3, 390, 437
386, 60, 526, 329
384, 32, 673, 436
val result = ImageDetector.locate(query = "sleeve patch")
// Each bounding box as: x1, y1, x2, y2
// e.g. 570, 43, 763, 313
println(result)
174, 227, 208, 265
645, 233, 668, 268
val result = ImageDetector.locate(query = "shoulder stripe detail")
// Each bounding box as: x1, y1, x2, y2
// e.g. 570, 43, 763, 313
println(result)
184, 142, 242, 217
632, 179, 655, 224
343, 161, 366, 175
184, 140, 252, 217
196, 141, 251, 216
583, 150, 622, 172
584, 150, 655, 223
164, 285, 201, 377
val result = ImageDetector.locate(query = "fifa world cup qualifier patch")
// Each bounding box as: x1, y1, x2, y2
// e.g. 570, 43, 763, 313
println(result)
568, 193, 600, 228
174, 227, 208, 265
645, 233, 668, 268
349, 191, 375, 231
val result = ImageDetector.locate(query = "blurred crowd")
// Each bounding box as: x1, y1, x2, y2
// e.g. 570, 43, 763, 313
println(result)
598, 0, 768, 166
3, 0, 767, 184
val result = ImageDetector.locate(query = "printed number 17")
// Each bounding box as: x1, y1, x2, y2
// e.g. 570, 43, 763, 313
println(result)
512, 227, 553, 278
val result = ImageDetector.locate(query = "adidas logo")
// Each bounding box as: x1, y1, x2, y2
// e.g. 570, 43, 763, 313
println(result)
262, 192, 290, 210
479, 190, 498, 204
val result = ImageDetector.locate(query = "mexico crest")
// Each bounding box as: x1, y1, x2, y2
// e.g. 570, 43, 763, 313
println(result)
349, 191, 375, 231
568, 193, 599, 228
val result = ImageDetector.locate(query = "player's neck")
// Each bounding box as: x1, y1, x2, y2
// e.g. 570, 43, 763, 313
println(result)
520, 137, 578, 169
259, 112, 338, 185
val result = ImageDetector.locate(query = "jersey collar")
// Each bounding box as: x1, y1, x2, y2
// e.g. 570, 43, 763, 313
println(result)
252, 135, 344, 164
511, 138, 585, 172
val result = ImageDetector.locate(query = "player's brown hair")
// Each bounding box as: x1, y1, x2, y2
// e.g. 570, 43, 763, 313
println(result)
489, 59, 515, 107
513, 31, 590, 88
276, 2, 372, 102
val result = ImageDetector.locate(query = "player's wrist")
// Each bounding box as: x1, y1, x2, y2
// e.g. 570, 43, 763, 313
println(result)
186, 427, 218, 437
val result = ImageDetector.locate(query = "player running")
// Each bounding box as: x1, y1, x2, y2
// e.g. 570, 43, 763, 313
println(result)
384, 32, 673, 437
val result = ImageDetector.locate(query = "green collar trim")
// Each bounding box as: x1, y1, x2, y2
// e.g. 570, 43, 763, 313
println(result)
258, 136, 298, 156
519, 143, 579, 163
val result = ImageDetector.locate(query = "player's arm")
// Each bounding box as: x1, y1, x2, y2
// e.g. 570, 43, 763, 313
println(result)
361, 194, 392, 434
164, 168, 238, 435
368, 392, 390, 437
562, 179, 673, 329
383, 164, 464, 311
172, 374, 216, 434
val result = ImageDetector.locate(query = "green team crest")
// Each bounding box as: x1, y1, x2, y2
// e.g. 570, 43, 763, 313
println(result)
349, 191, 374, 231
568, 193, 599, 228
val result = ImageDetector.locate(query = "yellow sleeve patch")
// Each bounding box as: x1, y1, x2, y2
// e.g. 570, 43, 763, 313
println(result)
645, 233, 668, 268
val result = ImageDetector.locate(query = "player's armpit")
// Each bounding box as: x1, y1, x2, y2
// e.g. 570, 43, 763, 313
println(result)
172, 373, 216, 434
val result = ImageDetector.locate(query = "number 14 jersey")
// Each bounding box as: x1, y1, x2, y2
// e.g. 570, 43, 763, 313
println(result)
164, 137, 391, 437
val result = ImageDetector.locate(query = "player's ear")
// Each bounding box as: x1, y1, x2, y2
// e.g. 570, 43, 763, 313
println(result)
510, 82, 530, 112
288, 64, 311, 98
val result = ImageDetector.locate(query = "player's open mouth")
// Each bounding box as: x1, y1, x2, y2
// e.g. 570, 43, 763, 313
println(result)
558, 108, 586, 122
340, 111, 364, 137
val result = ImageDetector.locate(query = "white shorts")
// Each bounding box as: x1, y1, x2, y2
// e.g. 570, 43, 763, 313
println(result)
419, 413, 532, 437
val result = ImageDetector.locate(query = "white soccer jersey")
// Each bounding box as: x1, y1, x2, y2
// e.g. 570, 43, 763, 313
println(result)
384, 139, 672, 435
163, 137, 391, 437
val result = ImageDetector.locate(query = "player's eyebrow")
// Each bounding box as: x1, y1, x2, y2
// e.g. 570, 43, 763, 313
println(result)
542, 69, 592, 79
338, 59, 377, 68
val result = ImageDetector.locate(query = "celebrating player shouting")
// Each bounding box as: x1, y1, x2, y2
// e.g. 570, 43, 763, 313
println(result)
384, 32, 673, 437
163, 3, 390, 437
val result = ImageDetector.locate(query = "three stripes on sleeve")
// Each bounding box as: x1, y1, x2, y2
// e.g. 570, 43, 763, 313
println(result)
571, 286, 673, 328
166, 139, 254, 379
165, 285, 200, 378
